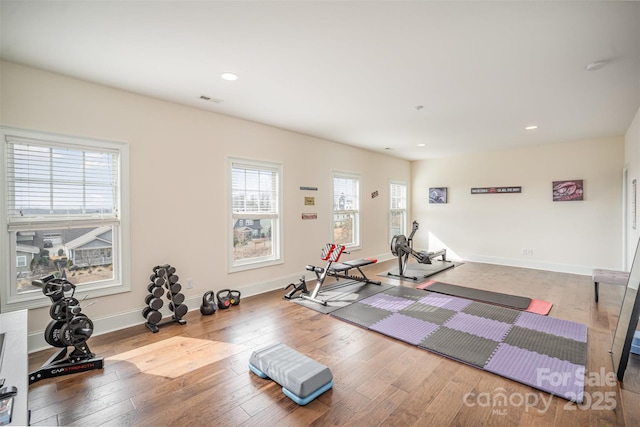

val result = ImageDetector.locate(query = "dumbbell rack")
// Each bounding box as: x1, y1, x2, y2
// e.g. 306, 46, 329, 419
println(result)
143, 264, 188, 333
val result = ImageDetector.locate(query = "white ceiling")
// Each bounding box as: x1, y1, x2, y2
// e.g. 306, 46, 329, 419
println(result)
1, 1, 639, 160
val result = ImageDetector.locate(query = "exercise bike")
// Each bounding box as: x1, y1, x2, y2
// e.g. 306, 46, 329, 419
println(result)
29, 274, 103, 384
388, 220, 449, 280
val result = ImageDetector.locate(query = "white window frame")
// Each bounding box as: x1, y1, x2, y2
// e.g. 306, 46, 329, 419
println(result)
389, 180, 408, 240
0, 127, 130, 312
332, 171, 361, 249
227, 157, 283, 273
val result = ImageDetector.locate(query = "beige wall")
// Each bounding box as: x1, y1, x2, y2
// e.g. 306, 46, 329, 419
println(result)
0, 61, 410, 343
411, 137, 624, 274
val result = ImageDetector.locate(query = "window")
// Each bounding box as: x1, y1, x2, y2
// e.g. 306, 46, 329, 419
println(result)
390, 181, 407, 240
1, 127, 130, 311
333, 172, 360, 248
229, 158, 282, 271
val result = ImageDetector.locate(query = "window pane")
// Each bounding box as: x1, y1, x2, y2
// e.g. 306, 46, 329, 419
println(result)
390, 211, 404, 238
333, 177, 359, 210
389, 182, 407, 240
232, 166, 277, 214
333, 213, 355, 246
233, 218, 273, 261
7, 142, 117, 218
15, 226, 115, 294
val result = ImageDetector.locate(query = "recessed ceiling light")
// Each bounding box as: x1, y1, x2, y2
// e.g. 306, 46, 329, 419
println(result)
221, 72, 238, 81
418, 143, 426, 147
525, 125, 538, 130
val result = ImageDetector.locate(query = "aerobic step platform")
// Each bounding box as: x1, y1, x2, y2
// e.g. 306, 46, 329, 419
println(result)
249, 342, 333, 405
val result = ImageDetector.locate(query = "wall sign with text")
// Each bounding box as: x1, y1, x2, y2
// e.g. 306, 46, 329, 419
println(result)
471, 187, 521, 194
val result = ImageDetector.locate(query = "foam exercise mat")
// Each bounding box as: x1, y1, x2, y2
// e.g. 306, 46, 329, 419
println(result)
330, 287, 587, 402
291, 281, 395, 314
417, 280, 553, 315
419, 281, 531, 309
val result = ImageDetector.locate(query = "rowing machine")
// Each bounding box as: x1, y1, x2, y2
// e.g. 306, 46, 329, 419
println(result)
388, 220, 448, 280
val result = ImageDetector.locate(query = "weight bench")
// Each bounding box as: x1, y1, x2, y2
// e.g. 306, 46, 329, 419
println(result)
328, 257, 381, 286
249, 342, 333, 405
592, 268, 629, 303
284, 243, 381, 305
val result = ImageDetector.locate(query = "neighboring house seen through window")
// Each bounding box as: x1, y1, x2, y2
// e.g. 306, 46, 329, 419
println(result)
333, 172, 360, 248
1, 127, 130, 311
390, 181, 407, 240
229, 158, 282, 272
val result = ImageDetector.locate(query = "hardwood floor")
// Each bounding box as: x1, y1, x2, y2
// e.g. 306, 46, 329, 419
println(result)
27, 260, 640, 426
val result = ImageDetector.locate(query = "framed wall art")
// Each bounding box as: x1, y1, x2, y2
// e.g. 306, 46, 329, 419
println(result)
429, 187, 447, 204
552, 180, 583, 201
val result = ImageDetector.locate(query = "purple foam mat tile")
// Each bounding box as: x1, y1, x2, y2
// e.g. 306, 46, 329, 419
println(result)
370, 313, 440, 345
515, 312, 587, 342
484, 343, 584, 403
418, 294, 473, 312
444, 312, 514, 342
359, 292, 415, 312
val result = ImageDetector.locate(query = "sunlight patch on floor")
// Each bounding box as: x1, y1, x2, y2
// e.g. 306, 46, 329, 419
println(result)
107, 336, 247, 378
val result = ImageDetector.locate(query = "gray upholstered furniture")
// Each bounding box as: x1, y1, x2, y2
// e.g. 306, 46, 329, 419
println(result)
592, 268, 630, 302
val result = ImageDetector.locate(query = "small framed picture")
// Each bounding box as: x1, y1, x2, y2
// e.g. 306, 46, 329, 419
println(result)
429, 187, 447, 204
552, 180, 583, 201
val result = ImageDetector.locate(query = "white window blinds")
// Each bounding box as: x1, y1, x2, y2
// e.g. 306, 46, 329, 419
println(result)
5, 135, 120, 229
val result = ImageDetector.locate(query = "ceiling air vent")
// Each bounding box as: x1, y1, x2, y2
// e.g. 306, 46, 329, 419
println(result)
199, 95, 223, 103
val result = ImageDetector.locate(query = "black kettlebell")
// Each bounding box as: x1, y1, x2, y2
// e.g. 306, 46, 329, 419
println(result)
217, 289, 233, 309
229, 290, 241, 305
200, 291, 217, 315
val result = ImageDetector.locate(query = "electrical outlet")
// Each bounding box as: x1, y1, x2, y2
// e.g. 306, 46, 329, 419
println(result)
186, 278, 193, 289
521, 248, 533, 256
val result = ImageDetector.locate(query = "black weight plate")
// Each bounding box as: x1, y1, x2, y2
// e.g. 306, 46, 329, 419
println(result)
145, 294, 154, 305
170, 283, 181, 293
147, 282, 156, 293
60, 315, 94, 346
142, 307, 152, 318
154, 277, 165, 287
44, 320, 66, 348
168, 274, 179, 284
49, 297, 80, 321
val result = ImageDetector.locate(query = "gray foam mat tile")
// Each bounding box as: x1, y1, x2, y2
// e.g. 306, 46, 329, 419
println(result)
383, 286, 429, 300
418, 327, 500, 368
330, 302, 393, 328
399, 303, 457, 325
461, 301, 522, 324
502, 326, 587, 366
